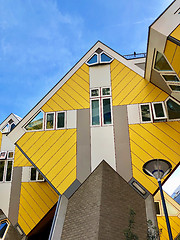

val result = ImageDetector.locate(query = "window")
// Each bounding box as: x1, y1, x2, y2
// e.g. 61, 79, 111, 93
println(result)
140, 104, 152, 122
166, 98, 180, 120
90, 87, 112, 126
169, 85, 180, 91
155, 202, 160, 215
25, 111, 43, 131
46, 113, 54, 130
30, 167, 44, 181
0, 160, 13, 182
162, 75, 180, 82
1, 119, 16, 133
0, 152, 7, 160
7, 151, 14, 159
57, 112, 65, 129
0, 220, 9, 239
152, 102, 167, 120
87, 51, 113, 66
154, 51, 172, 71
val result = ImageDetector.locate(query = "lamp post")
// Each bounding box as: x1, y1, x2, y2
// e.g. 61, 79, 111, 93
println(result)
143, 159, 173, 240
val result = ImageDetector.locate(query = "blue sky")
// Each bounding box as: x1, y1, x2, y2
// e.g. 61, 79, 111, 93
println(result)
0, 0, 173, 123
0, 0, 179, 196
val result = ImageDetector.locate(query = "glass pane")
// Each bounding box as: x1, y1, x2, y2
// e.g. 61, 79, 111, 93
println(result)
31, 168, 36, 181
25, 112, 43, 131
154, 52, 172, 71
0, 152, 7, 159
155, 202, 160, 215
91, 89, 99, 97
2, 124, 9, 133
87, 54, 97, 65
0, 221, 8, 238
103, 98, 112, 124
153, 103, 165, 118
6, 161, 13, 181
10, 123, 16, 131
141, 105, 151, 122
8, 152, 14, 159
169, 85, 180, 91
38, 172, 44, 181
102, 88, 110, 96
163, 75, 179, 82
167, 99, 180, 119
92, 100, 100, 125
101, 53, 112, 62
0, 161, 5, 181
57, 112, 65, 128
46, 113, 54, 129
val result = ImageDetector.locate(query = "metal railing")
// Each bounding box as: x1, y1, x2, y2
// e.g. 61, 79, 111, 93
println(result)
123, 52, 146, 60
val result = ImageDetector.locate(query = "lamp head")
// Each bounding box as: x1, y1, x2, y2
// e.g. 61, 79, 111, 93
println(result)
143, 159, 172, 180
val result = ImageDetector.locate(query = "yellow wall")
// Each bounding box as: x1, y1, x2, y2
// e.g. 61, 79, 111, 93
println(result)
111, 59, 168, 106
16, 129, 77, 195
18, 181, 58, 235
157, 216, 180, 239
42, 64, 89, 112
0, 132, 2, 150
164, 25, 180, 78
14, 145, 32, 167
129, 122, 180, 194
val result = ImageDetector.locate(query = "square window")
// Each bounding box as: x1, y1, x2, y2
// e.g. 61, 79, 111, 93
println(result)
91, 89, 99, 97
102, 87, 111, 96
0, 152, 7, 160
30, 167, 36, 181
7, 151, 14, 159
155, 202, 160, 215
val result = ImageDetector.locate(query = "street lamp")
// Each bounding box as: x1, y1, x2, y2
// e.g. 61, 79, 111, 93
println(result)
143, 159, 173, 240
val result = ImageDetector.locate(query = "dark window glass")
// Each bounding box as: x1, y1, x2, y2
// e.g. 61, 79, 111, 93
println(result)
0, 220, 8, 238
141, 105, 151, 122
87, 54, 98, 65
0, 161, 5, 181
103, 98, 112, 124
10, 123, 16, 131
101, 53, 112, 62
8, 152, 14, 159
38, 172, 44, 181
25, 112, 43, 130
155, 202, 160, 215
167, 99, 180, 119
6, 161, 13, 181
169, 85, 180, 91
153, 103, 165, 118
57, 112, 65, 128
154, 52, 172, 71
31, 168, 36, 181
163, 75, 179, 82
91, 89, 99, 97
92, 100, 100, 125
102, 88, 110, 96
46, 113, 54, 129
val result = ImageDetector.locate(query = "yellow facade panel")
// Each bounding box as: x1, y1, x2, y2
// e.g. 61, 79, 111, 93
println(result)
18, 215, 31, 235
170, 24, 180, 41
111, 67, 131, 91
164, 40, 177, 64
75, 68, 89, 83
57, 167, 76, 195
18, 182, 58, 235
111, 62, 126, 81
110, 59, 120, 72
81, 63, 89, 74
41, 103, 54, 112
142, 86, 161, 103
152, 91, 168, 102
71, 74, 90, 91
171, 45, 180, 75
21, 131, 45, 153
59, 89, 82, 109
67, 79, 89, 100
53, 93, 74, 110
14, 146, 32, 167
17, 132, 35, 147
45, 98, 64, 112
0, 132, 2, 150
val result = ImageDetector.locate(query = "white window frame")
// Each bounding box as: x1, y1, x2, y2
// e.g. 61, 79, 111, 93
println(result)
7, 151, 14, 160
153, 50, 173, 73
90, 98, 101, 126
152, 102, 167, 120
139, 103, 153, 123
56, 111, 66, 129
0, 219, 10, 240
45, 112, 55, 130
0, 152, 7, 160
165, 97, 180, 121
29, 167, 44, 182
101, 97, 113, 126
101, 87, 111, 97
90, 88, 100, 98
0, 160, 13, 182
154, 201, 161, 216
86, 53, 98, 66
100, 51, 113, 64
24, 110, 44, 132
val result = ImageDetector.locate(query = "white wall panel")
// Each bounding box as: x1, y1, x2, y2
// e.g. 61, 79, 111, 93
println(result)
22, 167, 30, 182
67, 110, 77, 129
91, 126, 116, 171
1, 135, 15, 151
127, 104, 140, 124
0, 183, 11, 216
89, 65, 111, 88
